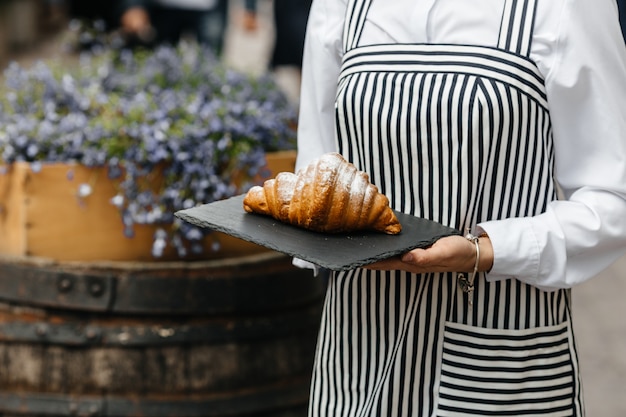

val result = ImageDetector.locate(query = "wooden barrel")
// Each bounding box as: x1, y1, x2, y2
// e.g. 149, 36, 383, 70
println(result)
0, 252, 325, 417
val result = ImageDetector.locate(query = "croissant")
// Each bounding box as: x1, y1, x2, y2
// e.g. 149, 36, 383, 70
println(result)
243, 152, 401, 234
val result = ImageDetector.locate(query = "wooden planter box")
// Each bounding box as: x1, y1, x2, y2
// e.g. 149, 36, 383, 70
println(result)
0, 151, 296, 262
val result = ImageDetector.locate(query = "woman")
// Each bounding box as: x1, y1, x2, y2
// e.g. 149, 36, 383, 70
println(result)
296, 0, 626, 415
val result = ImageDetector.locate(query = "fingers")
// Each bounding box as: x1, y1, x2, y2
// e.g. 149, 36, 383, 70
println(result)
365, 235, 476, 273
366, 256, 405, 271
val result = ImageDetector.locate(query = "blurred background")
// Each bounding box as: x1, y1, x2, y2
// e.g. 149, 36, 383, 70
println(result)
0, 0, 624, 416
0, 0, 304, 103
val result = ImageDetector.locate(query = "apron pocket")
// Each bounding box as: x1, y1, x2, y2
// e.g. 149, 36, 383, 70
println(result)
436, 321, 577, 417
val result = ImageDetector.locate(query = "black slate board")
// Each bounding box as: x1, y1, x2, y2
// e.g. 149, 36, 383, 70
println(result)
175, 194, 461, 271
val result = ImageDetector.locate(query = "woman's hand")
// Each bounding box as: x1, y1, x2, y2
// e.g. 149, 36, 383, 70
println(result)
366, 234, 494, 274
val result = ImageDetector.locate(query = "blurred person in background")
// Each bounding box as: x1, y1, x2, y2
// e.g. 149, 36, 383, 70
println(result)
242, 0, 312, 107
242, 0, 312, 73
118, 0, 229, 54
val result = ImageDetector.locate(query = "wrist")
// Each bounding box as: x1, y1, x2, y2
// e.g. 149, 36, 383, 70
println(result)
464, 231, 494, 273
477, 234, 494, 272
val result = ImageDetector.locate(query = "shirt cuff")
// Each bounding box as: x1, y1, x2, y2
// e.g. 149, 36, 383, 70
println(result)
292, 257, 321, 276
476, 217, 541, 287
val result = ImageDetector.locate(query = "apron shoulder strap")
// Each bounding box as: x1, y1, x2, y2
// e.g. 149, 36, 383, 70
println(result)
343, 0, 539, 56
343, 0, 374, 53
497, 0, 539, 56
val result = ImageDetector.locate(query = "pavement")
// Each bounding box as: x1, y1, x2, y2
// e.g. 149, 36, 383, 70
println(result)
572, 255, 626, 416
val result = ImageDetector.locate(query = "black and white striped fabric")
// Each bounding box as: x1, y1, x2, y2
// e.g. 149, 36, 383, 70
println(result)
439, 321, 577, 416
308, 0, 585, 415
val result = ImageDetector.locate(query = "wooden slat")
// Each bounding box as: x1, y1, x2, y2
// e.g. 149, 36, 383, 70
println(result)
0, 151, 296, 262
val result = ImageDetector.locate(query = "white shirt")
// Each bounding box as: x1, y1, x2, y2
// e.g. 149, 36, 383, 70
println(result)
296, 0, 626, 291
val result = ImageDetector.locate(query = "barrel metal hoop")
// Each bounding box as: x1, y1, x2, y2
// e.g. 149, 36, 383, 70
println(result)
0, 255, 321, 315
0, 378, 309, 416
0, 304, 322, 346
0, 263, 114, 312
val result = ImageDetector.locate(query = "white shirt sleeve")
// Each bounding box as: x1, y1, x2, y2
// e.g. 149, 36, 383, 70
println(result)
479, 0, 626, 291
295, 0, 347, 172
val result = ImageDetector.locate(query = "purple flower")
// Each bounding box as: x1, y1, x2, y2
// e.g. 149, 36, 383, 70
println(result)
0, 42, 297, 258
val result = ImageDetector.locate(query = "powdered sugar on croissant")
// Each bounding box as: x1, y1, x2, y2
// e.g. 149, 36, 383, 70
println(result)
243, 152, 401, 234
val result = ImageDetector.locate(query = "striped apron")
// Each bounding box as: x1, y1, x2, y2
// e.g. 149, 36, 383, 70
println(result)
308, 0, 586, 416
